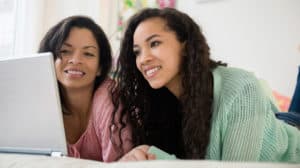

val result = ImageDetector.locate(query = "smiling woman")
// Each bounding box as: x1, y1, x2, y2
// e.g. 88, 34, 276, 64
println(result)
55, 28, 100, 91
38, 16, 132, 162
113, 8, 300, 162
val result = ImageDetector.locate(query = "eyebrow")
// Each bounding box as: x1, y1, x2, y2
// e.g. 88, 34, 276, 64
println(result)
145, 34, 160, 42
83, 46, 97, 50
62, 43, 97, 50
62, 43, 72, 47
133, 34, 161, 48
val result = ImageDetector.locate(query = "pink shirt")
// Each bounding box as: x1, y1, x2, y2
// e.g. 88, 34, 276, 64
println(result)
67, 79, 132, 162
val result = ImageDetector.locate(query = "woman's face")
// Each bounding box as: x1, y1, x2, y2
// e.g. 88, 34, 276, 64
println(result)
134, 17, 184, 97
55, 27, 100, 91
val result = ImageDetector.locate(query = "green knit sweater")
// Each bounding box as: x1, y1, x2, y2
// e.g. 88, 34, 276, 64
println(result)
206, 66, 300, 163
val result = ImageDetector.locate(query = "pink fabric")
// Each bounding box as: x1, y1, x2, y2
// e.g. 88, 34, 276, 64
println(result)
67, 79, 133, 162
272, 90, 291, 112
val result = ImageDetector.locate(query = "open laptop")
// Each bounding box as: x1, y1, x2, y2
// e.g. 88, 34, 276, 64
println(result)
0, 52, 67, 157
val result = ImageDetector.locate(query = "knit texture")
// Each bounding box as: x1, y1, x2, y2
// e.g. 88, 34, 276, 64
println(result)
67, 79, 132, 162
206, 66, 300, 163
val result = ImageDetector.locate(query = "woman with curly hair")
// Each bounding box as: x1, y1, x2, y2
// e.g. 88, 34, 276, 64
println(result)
112, 8, 300, 162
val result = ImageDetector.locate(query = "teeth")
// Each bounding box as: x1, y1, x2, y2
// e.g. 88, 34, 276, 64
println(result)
146, 66, 161, 76
67, 70, 84, 75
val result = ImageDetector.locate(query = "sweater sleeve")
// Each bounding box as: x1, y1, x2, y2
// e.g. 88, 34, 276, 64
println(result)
93, 79, 133, 162
221, 77, 270, 161
221, 77, 300, 162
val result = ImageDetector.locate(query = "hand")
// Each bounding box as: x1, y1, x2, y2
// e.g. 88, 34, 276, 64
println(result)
119, 145, 156, 162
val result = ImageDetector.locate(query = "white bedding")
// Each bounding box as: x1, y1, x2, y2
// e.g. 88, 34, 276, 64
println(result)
0, 154, 299, 168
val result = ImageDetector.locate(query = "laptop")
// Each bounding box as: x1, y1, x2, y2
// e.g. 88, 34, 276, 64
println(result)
0, 52, 67, 157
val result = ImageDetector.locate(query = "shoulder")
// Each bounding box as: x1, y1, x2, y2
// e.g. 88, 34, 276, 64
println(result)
212, 66, 261, 97
213, 66, 258, 86
92, 78, 115, 114
93, 78, 115, 99
212, 66, 267, 115
91, 78, 116, 124
212, 66, 274, 117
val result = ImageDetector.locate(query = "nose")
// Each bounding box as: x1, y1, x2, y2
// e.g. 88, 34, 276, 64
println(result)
138, 49, 153, 65
68, 51, 82, 64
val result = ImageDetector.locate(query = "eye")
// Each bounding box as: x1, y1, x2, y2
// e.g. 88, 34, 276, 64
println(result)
150, 41, 161, 48
84, 52, 95, 57
59, 49, 71, 56
133, 49, 140, 57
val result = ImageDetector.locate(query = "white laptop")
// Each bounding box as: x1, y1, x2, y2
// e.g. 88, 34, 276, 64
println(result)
0, 52, 67, 157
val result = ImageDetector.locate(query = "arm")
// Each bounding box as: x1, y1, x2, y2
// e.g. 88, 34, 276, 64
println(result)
93, 80, 133, 162
119, 145, 155, 161
221, 79, 300, 162
98, 104, 133, 162
221, 79, 268, 161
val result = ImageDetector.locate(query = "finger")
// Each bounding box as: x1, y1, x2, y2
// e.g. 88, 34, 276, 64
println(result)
147, 153, 156, 160
119, 147, 149, 162
132, 148, 148, 161
119, 154, 137, 162
136, 145, 150, 153
119, 154, 130, 162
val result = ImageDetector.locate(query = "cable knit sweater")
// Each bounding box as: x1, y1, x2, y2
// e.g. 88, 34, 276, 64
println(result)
206, 66, 300, 163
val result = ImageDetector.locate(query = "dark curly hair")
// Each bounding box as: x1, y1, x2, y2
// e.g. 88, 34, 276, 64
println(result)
38, 15, 112, 114
112, 8, 225, 159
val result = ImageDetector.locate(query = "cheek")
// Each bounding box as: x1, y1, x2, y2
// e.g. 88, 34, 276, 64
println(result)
54, 59, 62, 73
54, 59, 64, 82
91, 62, 101, 77
135, 57, 142, 72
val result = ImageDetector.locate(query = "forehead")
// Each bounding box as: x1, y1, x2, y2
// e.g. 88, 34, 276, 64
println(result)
133, 17, 168, 40
64, 27, 99, 48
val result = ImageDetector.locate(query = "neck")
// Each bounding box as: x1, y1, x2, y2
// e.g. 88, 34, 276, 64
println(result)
166, 75, 182, 99
62, 86, 94, 115
61, 86, 94, 144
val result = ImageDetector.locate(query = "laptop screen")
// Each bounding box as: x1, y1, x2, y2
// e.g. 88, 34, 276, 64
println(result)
0, 52, 67, 156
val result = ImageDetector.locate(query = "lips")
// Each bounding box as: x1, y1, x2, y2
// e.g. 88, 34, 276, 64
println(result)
64, 69, 86, 77
144, 66, 161, 78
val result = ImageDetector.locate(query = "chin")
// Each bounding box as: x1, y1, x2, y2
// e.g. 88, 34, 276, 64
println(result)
149, 81, 164, 90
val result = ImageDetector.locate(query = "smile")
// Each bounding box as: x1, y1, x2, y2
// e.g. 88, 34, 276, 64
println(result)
145, 66, 161, 77
64, 70, 86, 76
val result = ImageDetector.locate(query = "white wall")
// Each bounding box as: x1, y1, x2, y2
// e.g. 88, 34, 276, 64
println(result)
14, 0, 46, 56
23, 0, 299, 97
11, 0, 103, 57
42, 0, 101, 37
177, 0, 300, 97
40, 0, 119, 55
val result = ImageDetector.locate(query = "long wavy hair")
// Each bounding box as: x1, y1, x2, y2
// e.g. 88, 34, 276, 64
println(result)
112, 8, 225, 159
38, 15, 112, 114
